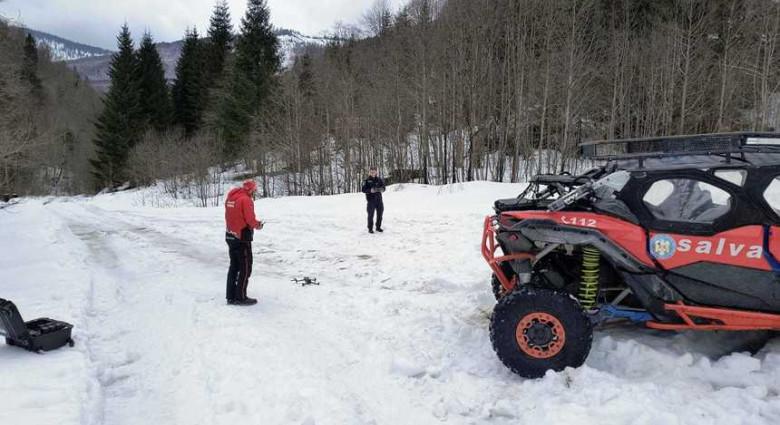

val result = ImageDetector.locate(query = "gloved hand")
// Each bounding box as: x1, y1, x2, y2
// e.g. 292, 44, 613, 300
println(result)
256, 221, 264, 230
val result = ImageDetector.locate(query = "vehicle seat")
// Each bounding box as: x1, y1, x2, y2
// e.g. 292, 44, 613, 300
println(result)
654, 180, 729, 223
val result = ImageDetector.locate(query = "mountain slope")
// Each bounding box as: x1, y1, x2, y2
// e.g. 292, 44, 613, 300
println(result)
67, 28, 333, 92
25, 28, 112, 61
66, 39, 182, 93
276, 28, 336, 64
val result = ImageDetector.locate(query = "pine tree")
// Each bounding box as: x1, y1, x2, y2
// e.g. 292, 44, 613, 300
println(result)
235, 0, 280, 107
91, 25, 144, 189
205, 0, 234, 83
21, 33, 42, 92
218, 0, 281, 157
136, 32, 172, 132
172, 28, 206, 137
297, 53, 315, 99
212, 58, 255, 154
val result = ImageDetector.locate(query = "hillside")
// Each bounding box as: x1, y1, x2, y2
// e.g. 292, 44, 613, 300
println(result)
25, 28, 111, 61
0, 20, 102, 196
66, 39, 182, 93
65, 28, 332, 92
2, 23, 334, 92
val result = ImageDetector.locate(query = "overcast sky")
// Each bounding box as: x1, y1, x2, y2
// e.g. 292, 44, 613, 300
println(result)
0, 0, 405, 50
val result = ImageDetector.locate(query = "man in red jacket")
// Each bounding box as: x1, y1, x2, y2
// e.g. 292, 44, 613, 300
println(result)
225, 180, 264, 306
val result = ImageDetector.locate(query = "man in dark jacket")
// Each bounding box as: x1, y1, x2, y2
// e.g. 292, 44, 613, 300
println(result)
361, 167, 385, 234
225, 180, 264, 306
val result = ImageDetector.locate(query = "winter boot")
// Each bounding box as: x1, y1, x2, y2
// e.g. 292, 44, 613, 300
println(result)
228, 298, 257, 306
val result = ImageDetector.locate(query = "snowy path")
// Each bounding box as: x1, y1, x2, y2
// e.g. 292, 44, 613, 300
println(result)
2, 182, 780, 425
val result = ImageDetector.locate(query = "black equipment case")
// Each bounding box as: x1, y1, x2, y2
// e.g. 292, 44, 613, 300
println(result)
0, 298, 74, 352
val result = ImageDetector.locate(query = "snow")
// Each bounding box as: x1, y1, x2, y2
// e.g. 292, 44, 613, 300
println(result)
25, 29, 113, 62
1, 182, 780, 425
37, 38, 106, 61
276, 31, 332, 67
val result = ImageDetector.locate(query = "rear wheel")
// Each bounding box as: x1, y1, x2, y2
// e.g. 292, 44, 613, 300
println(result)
490, 287, 592, 378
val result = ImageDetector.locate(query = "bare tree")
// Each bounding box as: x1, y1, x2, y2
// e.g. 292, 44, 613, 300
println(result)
1, 22, 100, 195
362, 0, 393, 37
216, 0, 780, 196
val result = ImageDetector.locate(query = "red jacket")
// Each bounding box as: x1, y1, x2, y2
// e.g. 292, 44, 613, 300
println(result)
225, 187, 260, 241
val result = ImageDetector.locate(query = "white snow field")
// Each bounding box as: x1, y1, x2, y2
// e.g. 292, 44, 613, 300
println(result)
1, 182, 780, 425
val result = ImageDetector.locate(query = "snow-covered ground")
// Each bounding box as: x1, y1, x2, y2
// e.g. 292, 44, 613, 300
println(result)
1, 182, 779, 425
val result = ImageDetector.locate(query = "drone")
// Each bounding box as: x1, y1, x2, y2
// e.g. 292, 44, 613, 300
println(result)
292, 277, 320, 286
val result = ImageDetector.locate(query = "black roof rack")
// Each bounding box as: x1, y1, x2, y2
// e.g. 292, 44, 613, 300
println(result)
580, 132, 780, 161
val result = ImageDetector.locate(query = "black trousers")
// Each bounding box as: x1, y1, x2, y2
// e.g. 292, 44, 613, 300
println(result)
367, 200, 384, 230
226, 239, 253, 300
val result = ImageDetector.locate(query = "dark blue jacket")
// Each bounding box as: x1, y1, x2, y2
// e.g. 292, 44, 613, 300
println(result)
362, 176, 385, 203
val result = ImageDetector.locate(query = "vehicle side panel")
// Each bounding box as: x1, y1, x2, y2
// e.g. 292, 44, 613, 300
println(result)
648, 226, 779, 271
502, 211, 654, 266
665, 263, 780, 311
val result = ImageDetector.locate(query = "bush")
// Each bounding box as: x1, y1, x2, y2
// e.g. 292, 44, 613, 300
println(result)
127, 131, 226, 207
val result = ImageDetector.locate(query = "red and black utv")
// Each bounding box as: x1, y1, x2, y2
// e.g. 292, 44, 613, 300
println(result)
482, 132, 780, 378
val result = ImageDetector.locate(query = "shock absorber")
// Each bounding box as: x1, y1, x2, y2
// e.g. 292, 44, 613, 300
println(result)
579, 246, 600, 310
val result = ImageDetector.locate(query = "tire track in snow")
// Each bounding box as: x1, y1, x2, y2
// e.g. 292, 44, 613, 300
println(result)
54, 204, 390, 424
56, 205, 220, 424
64, 222, 152, 425
58, 203, 443, 424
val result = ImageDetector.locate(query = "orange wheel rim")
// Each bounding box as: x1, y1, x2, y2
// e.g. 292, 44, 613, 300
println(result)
516, 312, 566, 359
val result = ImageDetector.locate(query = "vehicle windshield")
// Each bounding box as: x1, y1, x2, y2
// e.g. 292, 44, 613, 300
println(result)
592, 170, 630, 200
589, 170, 637, 221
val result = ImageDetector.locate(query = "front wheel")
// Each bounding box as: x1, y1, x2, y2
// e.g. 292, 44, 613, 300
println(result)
491, 273, 507, 300
490, 287, 592, 378
490, 263, 516, 300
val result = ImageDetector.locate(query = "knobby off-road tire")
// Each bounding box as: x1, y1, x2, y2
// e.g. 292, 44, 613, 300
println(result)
490, 263, 516, 300
489, 287, 593, 378
491, 273, 506, 300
